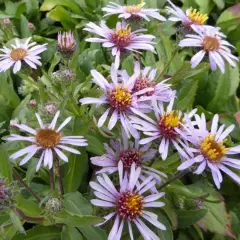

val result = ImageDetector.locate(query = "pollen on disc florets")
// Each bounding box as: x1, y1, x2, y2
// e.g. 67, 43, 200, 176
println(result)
158, 111, 182, 139
108, 86, 132, 111
187, 8, 208, 25
202, 36, 220, 51
125, 0, 144, 14
117, 191, 143, 220
132, 77, 155, 96
200, 134, 227, 162
111, 26, 132, 50
10, 48, 27, 61
36, 129, 61, 148
118, 149, 141, 169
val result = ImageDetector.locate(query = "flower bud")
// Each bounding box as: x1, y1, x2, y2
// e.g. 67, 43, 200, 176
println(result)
45, 197, 63, 215
57, 31, 76, 57
28, 22, 35, 31
52, 69, 76, 85
43, 103, 58, 116
29, 99, 37, 108
1, 18, 11, 27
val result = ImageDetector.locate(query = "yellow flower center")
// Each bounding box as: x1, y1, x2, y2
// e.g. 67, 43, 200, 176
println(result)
159, 111, 182, 139
115, 26, 131, 38
117, 191, 143, 220
200, 134, 227, 162
109, 86, 132, 111
126, 0, 144, 14
187, 8, 208, 25
202, 36, 220, 51
36, 129, 61, 148
10, 48, 27, 61
111, 26, 132, 49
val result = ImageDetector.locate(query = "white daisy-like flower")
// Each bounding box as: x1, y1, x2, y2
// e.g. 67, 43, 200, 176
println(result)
177, 113, 240, 189
0, 37, 47, 74
179, 25, 239, 73
166, 0, 208, 27
90, 162, 166, 240
8, 111, 88, 171
91, 128, 167, 185
80, 64, 155, 139
121, 61, 175, 103
102, 1, 166, 22
84, 21, 155, 69
131, 98, 196, 160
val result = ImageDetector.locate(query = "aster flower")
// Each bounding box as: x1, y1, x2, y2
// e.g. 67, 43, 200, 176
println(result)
84, 21, 155, 69
91, 128, 167, 185
166, 0, 208, 27
0, 37, 47, 74
57, 31, 76, 56
8, 111, 87, 171
177, 113, 240, 189
102, 1, 166, 22
121, 61, 175, 103
80, 64, 155, 139
131, 98, 196, 160
90, 163, 166, 240
179, 25, 239, 73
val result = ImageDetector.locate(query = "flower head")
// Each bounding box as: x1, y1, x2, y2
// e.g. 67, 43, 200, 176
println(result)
166, 0, 208, 27
0, 37, 47, 74
90, 163, 166, 239
102, 1, 166, 22
177, 113, 240, 189
131, 99, 196, 160
91, 128, 166, 185
84, 21, 155, 69
8, 111, 87, 171
80, 65, 155, 138
179, 25, 239, 73
57, 31, 76, 55
126, 61, 175, 102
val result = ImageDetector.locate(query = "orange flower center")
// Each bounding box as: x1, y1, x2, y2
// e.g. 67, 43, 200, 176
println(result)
10, 48, 27, 61
36, 129, 61, 148
202, 36, 220, 51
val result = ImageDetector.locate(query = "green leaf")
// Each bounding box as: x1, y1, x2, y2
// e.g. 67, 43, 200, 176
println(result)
12, 226, 61, 240
78, 226, 107, 240
63, 150, 88, 193
54, 212, 101, 227
15, 196, 42, 217
9, 210, 25, 234
185, 180, 236, 238
156, 212, 174, 240
40, 0, 82, 14
64, 192, 92, 215
47, 6, 75, 29
61, 226, 82, 240
207, 65, 239, 112
20, 14, 31, 38
176, 79, 198, 111
0, 144, 13, 183
177, 209, 208, 228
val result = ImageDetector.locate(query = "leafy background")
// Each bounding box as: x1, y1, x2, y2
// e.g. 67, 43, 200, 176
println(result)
0, 0, 240, 239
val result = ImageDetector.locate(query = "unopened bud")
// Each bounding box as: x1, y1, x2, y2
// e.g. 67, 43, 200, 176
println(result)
2, 18, 11, 27
28, 22, 35, 31
29, 99, 37, 108
57, 31, 76, 57
52, 69, 76, 85
43, 103, 58, 116
45, 197, 63, 215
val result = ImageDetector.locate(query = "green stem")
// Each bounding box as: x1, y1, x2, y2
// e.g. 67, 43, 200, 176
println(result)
56, 158, 64, 196
13, 168, 41, 202
158, 170, 189, 191
159, 47, 179, 79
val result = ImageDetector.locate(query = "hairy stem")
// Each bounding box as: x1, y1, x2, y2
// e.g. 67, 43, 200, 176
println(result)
56, 158, 64, 196
49, 167, 55, 192
13, 168, 41, 202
